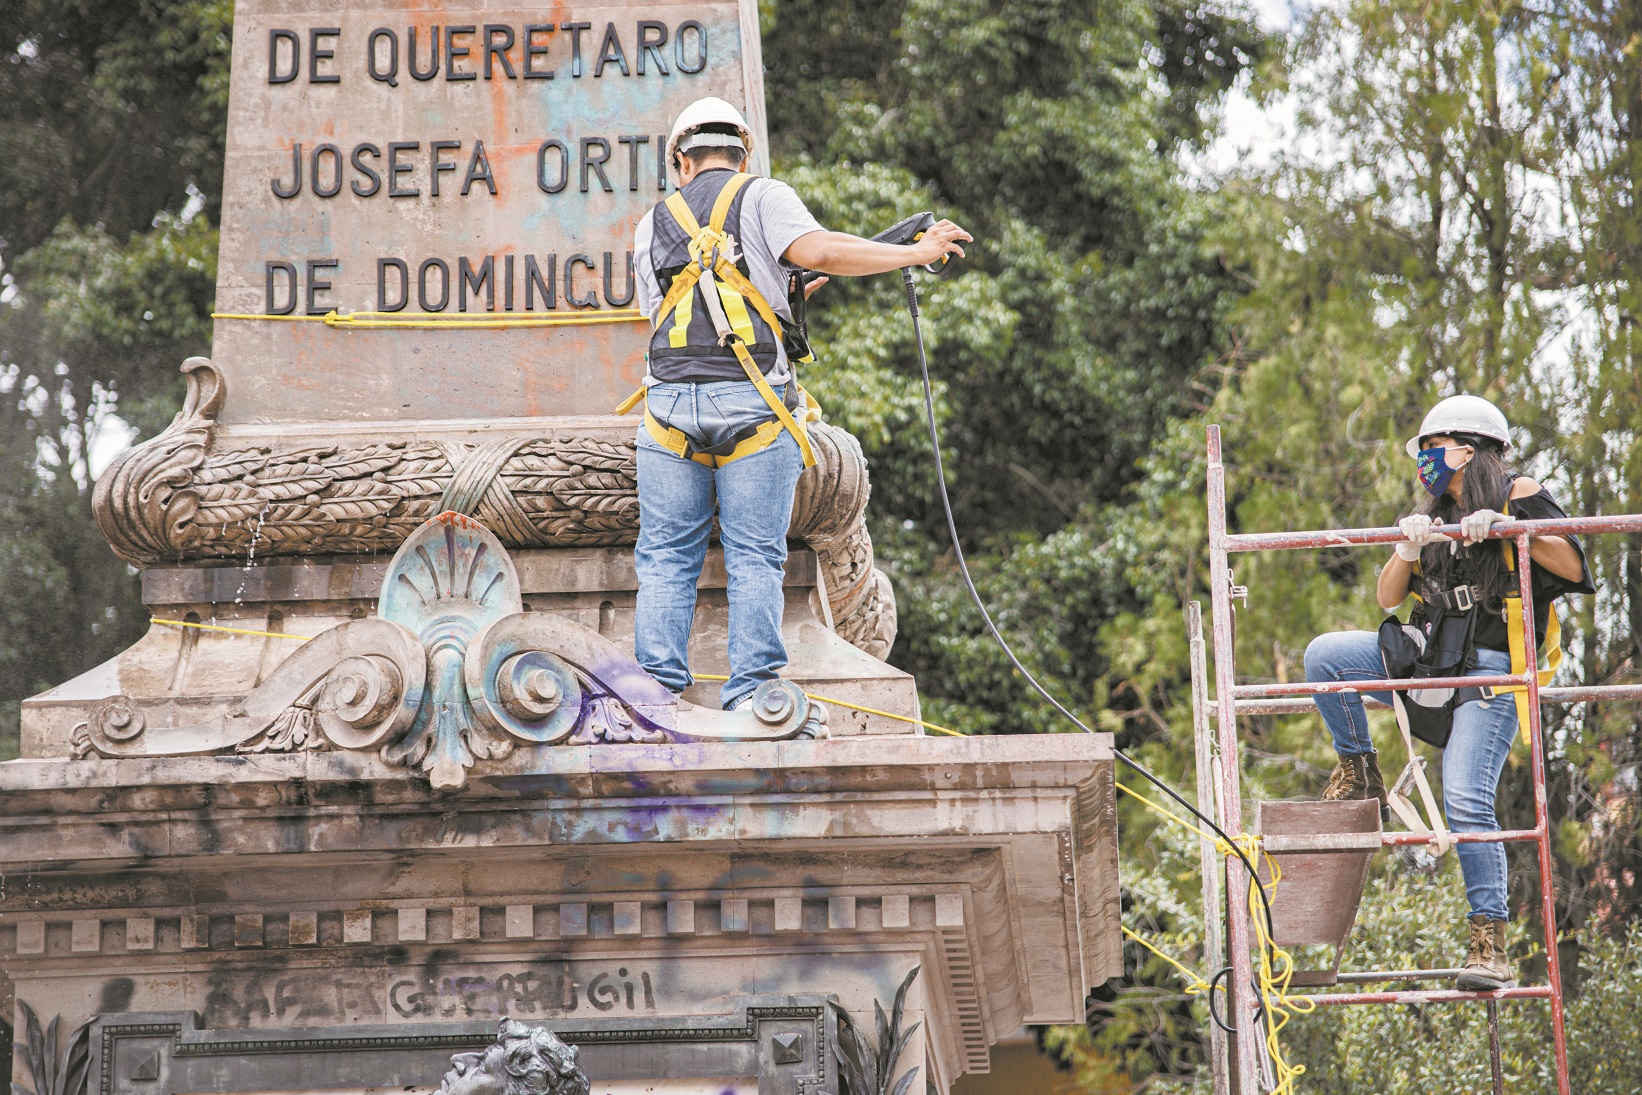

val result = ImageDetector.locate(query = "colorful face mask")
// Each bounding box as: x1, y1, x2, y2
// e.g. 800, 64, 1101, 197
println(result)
1415, 445, 1472, 496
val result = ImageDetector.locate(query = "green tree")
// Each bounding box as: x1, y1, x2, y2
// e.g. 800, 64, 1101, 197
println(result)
0, 1, 229, 755
762, 0, 1269, 1085
1055, 0, 1642, 1088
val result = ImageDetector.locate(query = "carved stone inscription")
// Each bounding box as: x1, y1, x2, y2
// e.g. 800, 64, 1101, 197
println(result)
389, 964, 657, 1020
197, 960, 661, 1028
215, 0, 767, 424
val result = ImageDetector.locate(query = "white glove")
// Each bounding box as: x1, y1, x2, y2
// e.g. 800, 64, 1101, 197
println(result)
1394, 514, 1434, 561
1460, 508, 1507, 545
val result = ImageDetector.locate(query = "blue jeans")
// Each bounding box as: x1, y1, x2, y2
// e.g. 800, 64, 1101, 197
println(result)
634, 381, 803, 709
1303, 630, 1519, 920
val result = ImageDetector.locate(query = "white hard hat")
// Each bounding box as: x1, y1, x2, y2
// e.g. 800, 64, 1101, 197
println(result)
666, 96, 752, 170
1404, 394, 1512, 457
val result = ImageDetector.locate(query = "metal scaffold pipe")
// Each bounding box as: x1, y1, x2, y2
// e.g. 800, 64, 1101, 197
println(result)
1199, 424, 1583, 1095
1204, 425, 1263, 1093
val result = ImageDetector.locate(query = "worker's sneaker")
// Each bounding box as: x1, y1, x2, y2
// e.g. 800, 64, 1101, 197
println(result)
1456, 914, 1515, 992
1320, 751, 1388, 817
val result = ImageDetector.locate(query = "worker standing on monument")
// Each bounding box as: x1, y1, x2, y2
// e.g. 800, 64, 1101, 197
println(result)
625, 96, 970, 710
1302, 394, 1592, 991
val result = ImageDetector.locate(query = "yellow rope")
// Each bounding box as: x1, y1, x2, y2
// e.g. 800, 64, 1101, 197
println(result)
1122, 925, 1213, 995
1117, 781, 1309, 1092
691, 674, 965, 737
151, 617, 312, 642
1116, 780, 1231, 851
1245, 843, 1311, 1094
211, 309, 646, 330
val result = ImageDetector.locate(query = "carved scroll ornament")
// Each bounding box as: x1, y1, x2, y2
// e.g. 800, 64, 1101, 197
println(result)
74, 513, 828, 790
94, 359, 896, 658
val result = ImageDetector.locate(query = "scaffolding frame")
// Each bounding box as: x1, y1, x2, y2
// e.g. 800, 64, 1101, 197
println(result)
1190, 423, 1642, 1095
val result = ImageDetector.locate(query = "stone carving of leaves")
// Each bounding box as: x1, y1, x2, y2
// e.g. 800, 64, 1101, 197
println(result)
318, 479, 400, 521
328, 522, 394, 540
516, 495, 576, 516
580, 512, 637, 531
253, 504, 336, 537
391, 497, 443, 518
265, 445, 340, 466
551, 440, 635, 472
240, 704, 318, 752
503, 472, 573, 495
568, 694, 666, 745
381, 453, 453, 498
194, 483, 268, 527
196, 449, 270, 484
555, 473, 636, 512
325, 443, 407, 480
246, 461, 334, 501
509, 451, 577, 475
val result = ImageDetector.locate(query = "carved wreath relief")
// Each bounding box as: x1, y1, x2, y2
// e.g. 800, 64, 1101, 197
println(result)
93, 358, 897, 658
73, 513, 829, 789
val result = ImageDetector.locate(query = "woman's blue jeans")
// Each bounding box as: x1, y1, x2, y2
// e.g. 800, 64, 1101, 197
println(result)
634, 381, 803, 709
1303, 630, 1518, 921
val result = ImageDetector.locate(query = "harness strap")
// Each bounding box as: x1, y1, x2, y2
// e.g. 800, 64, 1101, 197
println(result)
1498, 500, 1563, 743
702, 298, 816, 468
1387, 693, 1455, 857
623, 173, 816, 468
1409, 494, 1563, 745
642, 406, 787, 468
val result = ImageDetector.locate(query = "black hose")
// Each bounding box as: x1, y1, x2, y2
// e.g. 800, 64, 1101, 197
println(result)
900, 267, 1278, 948
1207, 966, 1237, 1033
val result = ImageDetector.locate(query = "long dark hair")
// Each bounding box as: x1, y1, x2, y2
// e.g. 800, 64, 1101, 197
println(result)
1412, 434, 1516, 611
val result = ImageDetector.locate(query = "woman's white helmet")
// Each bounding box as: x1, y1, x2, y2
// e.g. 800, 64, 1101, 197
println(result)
666, 97, 753, 169
1404, 394, 1513, 457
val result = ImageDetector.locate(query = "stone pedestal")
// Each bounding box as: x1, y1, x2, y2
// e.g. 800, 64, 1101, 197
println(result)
6, 1, 1126, 1089
0, 735, 1118, 1093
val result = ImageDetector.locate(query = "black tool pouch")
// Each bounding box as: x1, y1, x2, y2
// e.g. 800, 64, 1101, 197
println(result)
783, 272, 816, 366
1377, 602, 1478, 748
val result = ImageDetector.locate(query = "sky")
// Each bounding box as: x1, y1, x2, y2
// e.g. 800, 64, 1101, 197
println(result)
1202, 0, 1301, 177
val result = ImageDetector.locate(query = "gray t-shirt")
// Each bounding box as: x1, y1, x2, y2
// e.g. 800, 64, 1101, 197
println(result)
633, 174, 825, 387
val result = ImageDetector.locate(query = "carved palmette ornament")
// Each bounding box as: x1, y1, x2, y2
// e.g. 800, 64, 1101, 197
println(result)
72, 513, 829, 789
93, 359, 895, 658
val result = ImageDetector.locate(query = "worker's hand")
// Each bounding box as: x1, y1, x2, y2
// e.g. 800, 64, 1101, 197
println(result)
1460, 508, 1507, 545
1394, 514, 1437, 561
803, 275, 829, 299
911, 220, 972, 267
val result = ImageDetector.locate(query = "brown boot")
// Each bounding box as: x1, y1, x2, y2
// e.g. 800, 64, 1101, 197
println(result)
1320, 751, 1388, 817
1456, 914, 1515, 992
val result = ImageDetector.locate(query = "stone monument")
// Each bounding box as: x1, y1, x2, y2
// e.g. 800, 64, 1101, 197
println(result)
1, 2, 1120, 1092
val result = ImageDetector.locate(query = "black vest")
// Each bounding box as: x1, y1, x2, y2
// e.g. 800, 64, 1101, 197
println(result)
647, 170, 781, 383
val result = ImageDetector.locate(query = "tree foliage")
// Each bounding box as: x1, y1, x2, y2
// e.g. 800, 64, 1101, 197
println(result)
0, 1, 227, 754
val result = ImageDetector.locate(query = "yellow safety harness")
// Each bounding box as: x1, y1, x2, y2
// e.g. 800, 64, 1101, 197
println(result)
1500, 525, 1562, 743
616, 173, 819, 469
1388, 497, 1565, 851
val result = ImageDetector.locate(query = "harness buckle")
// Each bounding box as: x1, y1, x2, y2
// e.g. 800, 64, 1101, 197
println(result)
1452, 585, 1473, 612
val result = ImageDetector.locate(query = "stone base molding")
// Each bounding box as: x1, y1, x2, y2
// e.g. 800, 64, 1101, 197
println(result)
71, 512, 827, 790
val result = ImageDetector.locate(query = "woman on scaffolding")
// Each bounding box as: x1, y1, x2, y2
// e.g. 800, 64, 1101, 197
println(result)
1303, 394, 1591, 992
